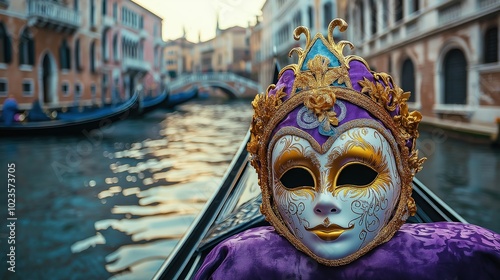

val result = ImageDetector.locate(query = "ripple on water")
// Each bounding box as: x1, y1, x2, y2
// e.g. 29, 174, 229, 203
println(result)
70, 100, 253, 279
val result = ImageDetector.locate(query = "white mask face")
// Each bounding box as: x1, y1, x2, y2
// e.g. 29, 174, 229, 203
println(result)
271, 127, 401, 260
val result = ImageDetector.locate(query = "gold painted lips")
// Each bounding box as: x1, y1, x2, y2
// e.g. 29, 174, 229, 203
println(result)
306, 223, 354, 241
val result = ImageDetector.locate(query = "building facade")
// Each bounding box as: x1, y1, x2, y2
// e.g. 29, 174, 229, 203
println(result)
101, 0, 166, 102
341, 0, 500, 124
0, 0, 165, 111
193, 25, 250, 76
164, 36, 195, 79
165, 20, 251, 79
256, 0, 339, 89
0, 0, 99, 110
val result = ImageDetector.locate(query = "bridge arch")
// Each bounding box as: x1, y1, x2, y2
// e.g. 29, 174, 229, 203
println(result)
168, 72, 262, 98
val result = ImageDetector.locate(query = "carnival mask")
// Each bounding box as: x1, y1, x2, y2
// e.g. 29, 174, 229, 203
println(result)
248, 19, 425, 266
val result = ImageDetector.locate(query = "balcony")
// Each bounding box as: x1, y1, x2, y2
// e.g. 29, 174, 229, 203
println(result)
103, 15, 115, 28
27, 0, 81, 33
122, 57, 151, 73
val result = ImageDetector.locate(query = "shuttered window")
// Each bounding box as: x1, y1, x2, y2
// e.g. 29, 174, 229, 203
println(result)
370, 0, 377, 34
323, 2, 332, 29
0, 22, 11, 64
401, 58, 416, 102
484, 26, 498, 64
395, 0, 403, 22
75, 38, 82, 71
90, 41, 96, 73
19, 28, 34, 66
443, 49, 467, 104
59, 39, 71, 70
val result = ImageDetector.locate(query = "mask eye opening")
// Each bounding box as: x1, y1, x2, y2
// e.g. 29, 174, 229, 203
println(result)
279, 167, 316, 189
336, 163, 378, 187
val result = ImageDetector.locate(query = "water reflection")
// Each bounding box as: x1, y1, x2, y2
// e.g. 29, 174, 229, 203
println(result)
416, 130, 500, 232
72, 100, 253, 279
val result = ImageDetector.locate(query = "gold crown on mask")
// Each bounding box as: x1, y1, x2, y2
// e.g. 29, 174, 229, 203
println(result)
248, 18, 425, 201
247, 18, 426, 266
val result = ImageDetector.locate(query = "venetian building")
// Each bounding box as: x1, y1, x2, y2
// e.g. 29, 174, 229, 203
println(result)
0, 0, 166, 111
257, 0, 339, 89
101, 0, 166, 101
249, 15, 263, 82
164, 31, 195, 79
191, 16, 251, 77
0, 0, 101, 110
341, 0, 500, 124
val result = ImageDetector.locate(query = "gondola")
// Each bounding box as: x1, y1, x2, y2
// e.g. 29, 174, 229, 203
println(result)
152, 130, 468, 280
0, 92, 139, 136
135, 88, 170, 116
165, 87, 199, 109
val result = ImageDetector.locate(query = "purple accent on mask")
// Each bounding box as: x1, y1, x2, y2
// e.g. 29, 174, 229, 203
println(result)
406, 139, 413, 151
348, 60, 375, 93
272, 100, 381, 146
348, 59, 403, 117
269, 69, 295, 101
267, 60, 407, 151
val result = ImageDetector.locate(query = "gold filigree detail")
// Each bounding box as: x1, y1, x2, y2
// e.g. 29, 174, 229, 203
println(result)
358, 72, 426, 174
289, 26, 311, 58
407, 197, 417, 216
327, 19, 354, 56
358, 73, 410, 112
289, 18, 354, 63
248, 86, 287, 173
295, 55, 348, 126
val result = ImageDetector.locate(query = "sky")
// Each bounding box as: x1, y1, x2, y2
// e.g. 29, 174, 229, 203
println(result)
133, 0, 266, 42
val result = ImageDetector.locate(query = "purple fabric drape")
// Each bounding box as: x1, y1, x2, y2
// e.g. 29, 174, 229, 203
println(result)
194, 222, 500, 280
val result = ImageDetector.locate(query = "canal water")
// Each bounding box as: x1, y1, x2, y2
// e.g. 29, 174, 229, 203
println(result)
0, 99, 499, 279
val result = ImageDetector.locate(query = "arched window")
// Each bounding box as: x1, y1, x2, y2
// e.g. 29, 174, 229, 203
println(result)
0, 22, 12, 64
359, 1, 364, 37
113, 33, 119, 61
443, 49, 467, 104
401, 58, 415, 102
308, 6, 313, 28
90, 0, 95, 27
484, 26, 498, 64
102, 29, 109, 62
395, 0, 403, 23
382, 0, 389, 26
90, 40, 96, 73
102, 0, 107, 15
323, 2, 332, 29
121, 38, 126, 58
59, 39, 71, 70
19, 28, 34, 66
370, 0, 377, 35
74, 38, 81, 71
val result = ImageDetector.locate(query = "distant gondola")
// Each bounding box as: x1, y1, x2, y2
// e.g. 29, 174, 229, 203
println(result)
135, 88, 170, 116
0, 92, 139, 136
165, 87, 199, 109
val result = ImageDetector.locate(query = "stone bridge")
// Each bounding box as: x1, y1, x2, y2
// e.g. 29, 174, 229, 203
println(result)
167, 72, 263, 98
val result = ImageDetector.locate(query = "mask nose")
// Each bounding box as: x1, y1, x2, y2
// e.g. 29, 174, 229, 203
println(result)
313, 193, 341, 214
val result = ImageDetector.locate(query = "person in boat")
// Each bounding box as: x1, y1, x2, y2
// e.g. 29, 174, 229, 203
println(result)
194, 19, 500, 279
2, 94, 18, 125
28, 98, 51, 121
